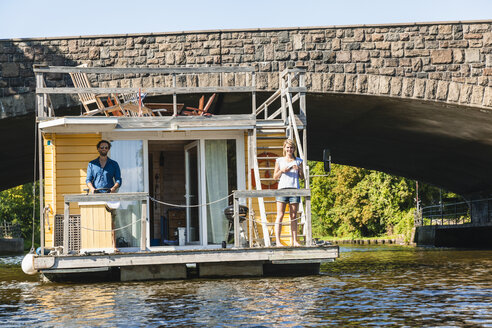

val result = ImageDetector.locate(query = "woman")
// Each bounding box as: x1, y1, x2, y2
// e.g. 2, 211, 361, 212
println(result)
273, 139, 304, 246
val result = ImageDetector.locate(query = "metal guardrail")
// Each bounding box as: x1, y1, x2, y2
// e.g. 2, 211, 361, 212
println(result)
0, 221, 21, 238
416, 197, 492, 226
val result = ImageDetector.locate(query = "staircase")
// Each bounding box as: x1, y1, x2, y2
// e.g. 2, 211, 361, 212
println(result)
249, 68, 309, 247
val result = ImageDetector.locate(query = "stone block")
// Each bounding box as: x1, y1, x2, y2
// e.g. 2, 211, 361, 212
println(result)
447, 82, 460, 102
459, 84, 473, 103
352, 50, 369, 62
311, 73, 322, 91
346, 75, 357, 92
334, 74, 345, 92
323, 73, 334, 91
465, 49, 480, 63
379, 76, 391, 94
402, 78, 414, 97
356, 75, 368, 93
372, 34, 384, 41
354, 29, 365, 42
483, 87, 492, 107
438, 25, 452, 34
2, 62, 19, 77
436, 81, 449, 100
414, 79, 426, 98
332, 38, 341, 51
484, 32, 492, 47
336, 51, 351, 63
425, 79, 437, 99
367, 75, 380, 94
293, 34, 304, 50
390, 77, 403, 96
431, 49, 453, 64
471, 85, 484, 105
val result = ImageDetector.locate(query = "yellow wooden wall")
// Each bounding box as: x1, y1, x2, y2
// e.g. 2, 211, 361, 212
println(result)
43, 133, 101, 247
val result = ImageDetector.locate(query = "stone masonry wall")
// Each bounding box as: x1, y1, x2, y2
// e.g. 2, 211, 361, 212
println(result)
1, 20, 491, 118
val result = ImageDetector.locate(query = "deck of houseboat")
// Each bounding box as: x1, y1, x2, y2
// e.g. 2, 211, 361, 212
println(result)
34, 245, 338, 282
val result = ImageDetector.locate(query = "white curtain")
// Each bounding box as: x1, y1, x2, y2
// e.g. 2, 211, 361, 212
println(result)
111, 140, 144, 248
205, 140, 229, 244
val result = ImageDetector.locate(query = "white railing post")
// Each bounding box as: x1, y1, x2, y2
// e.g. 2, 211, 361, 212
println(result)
233, 194, 240, 247
141, 198, 147, 251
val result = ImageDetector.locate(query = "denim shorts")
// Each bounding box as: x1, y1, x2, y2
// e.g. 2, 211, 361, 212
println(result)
276, 196, 301, 204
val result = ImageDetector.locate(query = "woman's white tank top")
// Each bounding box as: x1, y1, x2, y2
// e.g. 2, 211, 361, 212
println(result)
276, 157, 302, 189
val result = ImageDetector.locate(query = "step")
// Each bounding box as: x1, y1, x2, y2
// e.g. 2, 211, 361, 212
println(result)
269, 235, 306, 239
257, 136, 287, 140
262, 222, 305, 226
257, 146, 283, 150
257, 156, 277, 160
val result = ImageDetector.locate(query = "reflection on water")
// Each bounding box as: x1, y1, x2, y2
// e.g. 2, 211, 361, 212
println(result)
1, 246, 491, 327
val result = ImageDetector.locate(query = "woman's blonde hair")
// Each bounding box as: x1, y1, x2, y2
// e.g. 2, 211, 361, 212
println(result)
282, 139, 296, 156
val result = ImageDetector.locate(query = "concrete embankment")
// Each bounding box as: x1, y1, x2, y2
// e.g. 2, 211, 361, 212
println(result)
0, 238, 24, 255
328, 239, 402, 245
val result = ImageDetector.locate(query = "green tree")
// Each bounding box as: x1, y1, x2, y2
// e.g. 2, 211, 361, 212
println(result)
0, 182, 40, 244
310, 162, 415, 238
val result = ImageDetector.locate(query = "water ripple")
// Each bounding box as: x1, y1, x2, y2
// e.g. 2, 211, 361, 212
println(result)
0, 246, 491, 327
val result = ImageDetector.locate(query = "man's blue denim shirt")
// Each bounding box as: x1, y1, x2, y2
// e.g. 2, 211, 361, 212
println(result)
86, 158, 122, 191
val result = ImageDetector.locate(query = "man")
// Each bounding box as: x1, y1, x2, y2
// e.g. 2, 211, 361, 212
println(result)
86, 140, 122, 193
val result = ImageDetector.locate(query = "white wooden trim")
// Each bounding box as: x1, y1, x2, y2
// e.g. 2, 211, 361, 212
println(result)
199, 139, 207, 246
235, 135, 246, 205
184, 141, 200, 244
143, 140, 150, 249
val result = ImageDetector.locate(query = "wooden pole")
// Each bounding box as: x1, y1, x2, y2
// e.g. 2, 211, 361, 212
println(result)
247, 131, 253, 247
38, 128, 45, 255
141, 199, 147, 251
63, 201, 69, 254
172, 74, 177, 117
233, 195, 240, 248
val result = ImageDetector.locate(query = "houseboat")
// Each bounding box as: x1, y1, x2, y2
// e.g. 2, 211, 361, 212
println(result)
22, 65, 338, 282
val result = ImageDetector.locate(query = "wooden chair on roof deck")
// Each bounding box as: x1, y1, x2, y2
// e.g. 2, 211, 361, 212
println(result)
69, 64, 109, 116
181, 93, 216, 116
118, 92, 185, 116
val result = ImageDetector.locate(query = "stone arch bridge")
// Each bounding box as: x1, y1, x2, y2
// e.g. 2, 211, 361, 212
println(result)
1, 20, 492, 205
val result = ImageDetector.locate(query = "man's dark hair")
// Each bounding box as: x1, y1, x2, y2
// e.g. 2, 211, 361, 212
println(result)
97, 140, 111, 149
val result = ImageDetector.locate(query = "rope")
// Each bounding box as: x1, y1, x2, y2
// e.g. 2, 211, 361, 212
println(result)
149, 193, 233, 208
79, 218, 143, 232
30, 120, 37, 253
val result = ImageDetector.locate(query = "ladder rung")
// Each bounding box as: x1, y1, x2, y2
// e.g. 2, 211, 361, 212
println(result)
258, 167, 274, 170
260, 178, 277, 181
265, 211, 303, 215
257, 136, 287, 140
262, 222, 305, 226
257, 146, 283, 149
271, 235, 306, 239
257, 157, 277, 160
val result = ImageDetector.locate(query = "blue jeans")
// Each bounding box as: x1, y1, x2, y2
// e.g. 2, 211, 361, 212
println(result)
276, 196, 300, 204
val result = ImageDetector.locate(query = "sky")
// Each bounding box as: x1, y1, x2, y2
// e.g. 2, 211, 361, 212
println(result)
0, 0, 491, 39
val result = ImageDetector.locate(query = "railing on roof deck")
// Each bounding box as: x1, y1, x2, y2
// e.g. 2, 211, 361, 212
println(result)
33, 65, 257, 118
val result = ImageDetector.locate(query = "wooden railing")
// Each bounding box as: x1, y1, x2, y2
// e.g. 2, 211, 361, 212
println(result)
33, 65, 257, 118
233, 189, 312, 248
53, 192, 149, 255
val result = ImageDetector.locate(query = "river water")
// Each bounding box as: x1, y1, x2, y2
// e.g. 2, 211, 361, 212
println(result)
1, 245, 491, 327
